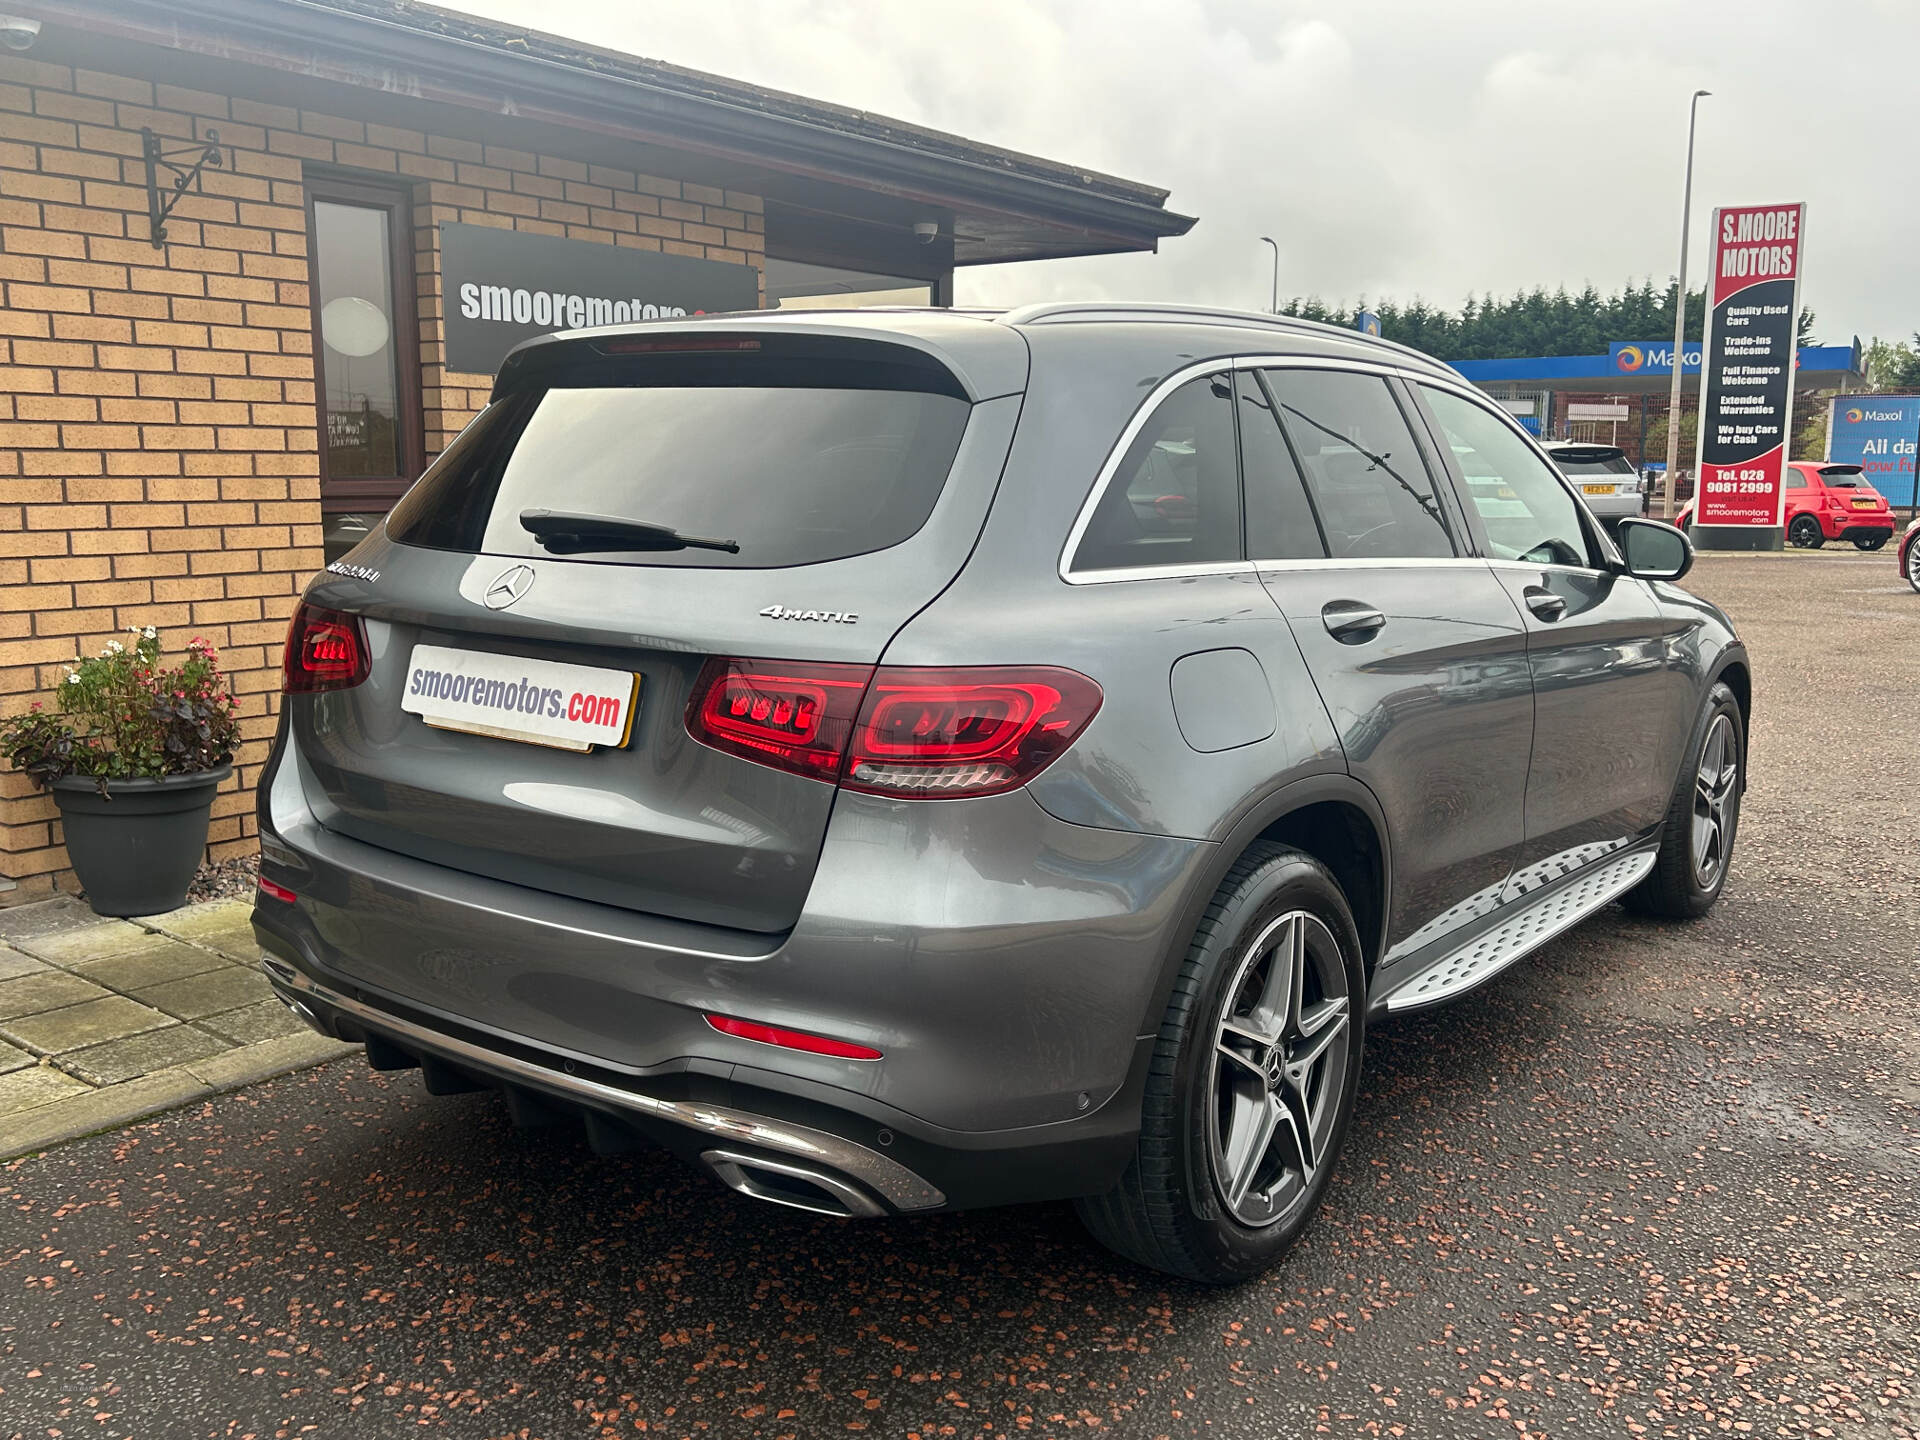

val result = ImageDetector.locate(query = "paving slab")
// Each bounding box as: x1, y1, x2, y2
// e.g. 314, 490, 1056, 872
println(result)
0, 894, 109, 942
198, 998, 307, 1046
2, 995, 173, 1053
70, 939, 233, 992
10, 919, 157, 966
0, 1038, 32, 1075
0, 946, 48, 982
144, 900, 260, 963
0, 1063, 90, 1114
58, 1024, 230, 1087
132, 966, 273, 1022
0, 970, 113, 1021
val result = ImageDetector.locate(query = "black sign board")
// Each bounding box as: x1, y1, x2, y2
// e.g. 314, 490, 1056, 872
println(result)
440, 222, 761, 375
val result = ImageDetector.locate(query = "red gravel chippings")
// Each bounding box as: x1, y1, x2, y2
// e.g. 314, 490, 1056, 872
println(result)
0, 551, 1915, 1439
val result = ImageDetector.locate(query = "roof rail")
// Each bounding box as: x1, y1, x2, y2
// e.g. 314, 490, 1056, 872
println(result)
997, 301, 1452, 372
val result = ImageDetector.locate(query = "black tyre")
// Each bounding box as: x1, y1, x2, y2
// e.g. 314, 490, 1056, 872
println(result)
1626, 681, 1744, 920
1076, 844, 1366, 1284
1788, 515, 1824, 549
1907, 532, 1920, 595
1853, 534, 1887, 551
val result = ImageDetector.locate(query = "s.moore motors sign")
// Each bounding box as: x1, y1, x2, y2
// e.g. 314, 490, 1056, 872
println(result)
440, 223, 761, 375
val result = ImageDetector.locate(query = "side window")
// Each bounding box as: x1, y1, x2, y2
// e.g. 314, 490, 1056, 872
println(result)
1236, 371, 1328, 560
1420, 387, 1595, 568
1785, 470, 1808, 489
1072, 373, 1242, 572
1262, 369, 1455, 559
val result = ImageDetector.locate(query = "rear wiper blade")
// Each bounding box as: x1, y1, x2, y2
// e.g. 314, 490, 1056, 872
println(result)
518, 509, 740, 555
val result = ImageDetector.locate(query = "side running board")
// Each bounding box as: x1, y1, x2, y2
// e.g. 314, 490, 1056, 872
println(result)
1382, 847, 1658, 1012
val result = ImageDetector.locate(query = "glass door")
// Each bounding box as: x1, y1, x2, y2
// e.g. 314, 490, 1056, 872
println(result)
305, 176, 422, 561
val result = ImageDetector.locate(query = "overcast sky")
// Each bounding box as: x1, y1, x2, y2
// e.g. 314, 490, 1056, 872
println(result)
458, 0, 1917, 347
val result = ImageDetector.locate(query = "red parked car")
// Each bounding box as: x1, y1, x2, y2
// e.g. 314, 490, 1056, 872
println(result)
1900, 513, 1920, 594
1676, 461, 1897, 550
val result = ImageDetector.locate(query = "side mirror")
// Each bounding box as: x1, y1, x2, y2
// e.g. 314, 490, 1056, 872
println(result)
1615, 517, 1693, 583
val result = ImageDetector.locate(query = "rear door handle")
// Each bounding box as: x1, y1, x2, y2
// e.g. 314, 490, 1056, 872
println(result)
1523, 586, 1567, 622
1321, 599, 1386, 641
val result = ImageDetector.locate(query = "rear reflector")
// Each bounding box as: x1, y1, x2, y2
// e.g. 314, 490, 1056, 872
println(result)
283, 602, 370, 694
704, 1013, 882, 1060
257, 877, 297, 904
685, 661, 1102, 799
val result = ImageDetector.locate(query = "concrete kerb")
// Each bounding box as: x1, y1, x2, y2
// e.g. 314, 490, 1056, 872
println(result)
0, 1031, 357, 1162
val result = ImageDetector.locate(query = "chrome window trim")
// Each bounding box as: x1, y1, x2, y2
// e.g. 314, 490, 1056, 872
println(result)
1059, 354, 1456, 585
1252, 555, 1497, 573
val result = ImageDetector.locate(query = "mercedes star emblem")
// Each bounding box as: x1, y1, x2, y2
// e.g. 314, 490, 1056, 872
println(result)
483, 564, 536, 610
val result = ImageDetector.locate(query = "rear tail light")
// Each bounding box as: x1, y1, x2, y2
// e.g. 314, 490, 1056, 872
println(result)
256, 877, 297, 904
283, 601, 369, 693
845, 667, 1103, 798
685, 658, 870, 781
684, 660, 1101, 799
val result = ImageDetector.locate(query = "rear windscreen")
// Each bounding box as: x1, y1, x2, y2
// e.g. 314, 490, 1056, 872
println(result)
1551, 451, 1634, 477
388, 354, 971, 569
1820, 469, 1866, 488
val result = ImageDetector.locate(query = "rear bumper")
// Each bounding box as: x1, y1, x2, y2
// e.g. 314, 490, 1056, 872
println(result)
1580, 492, 1642, 520
254, 729, 1211, 1210
1822, 514, 1893, 538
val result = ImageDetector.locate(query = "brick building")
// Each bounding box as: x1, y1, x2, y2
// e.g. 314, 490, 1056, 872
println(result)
0, 0, 1191, 899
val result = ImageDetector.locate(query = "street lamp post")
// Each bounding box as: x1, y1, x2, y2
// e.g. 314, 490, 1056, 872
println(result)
1662, 89, 1711, 521
1260, 235, 1279, 314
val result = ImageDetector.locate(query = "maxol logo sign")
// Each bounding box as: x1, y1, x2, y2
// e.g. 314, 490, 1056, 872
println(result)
1610, 342, 1704, 375
1827, 394, 1920, 508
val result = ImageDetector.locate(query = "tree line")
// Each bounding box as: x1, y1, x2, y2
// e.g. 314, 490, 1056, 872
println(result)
1280, 280, 1820, 361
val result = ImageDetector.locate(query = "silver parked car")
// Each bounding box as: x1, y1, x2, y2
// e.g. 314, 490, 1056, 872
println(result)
1538, 440, 1644, 527
255, 305, 1749, 1283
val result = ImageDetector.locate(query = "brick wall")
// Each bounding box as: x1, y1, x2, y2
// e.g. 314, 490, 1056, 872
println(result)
0, 53, 765, 900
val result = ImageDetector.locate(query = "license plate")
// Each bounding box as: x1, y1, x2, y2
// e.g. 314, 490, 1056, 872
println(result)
1581, 483, 1616, 495
1851, 498, 1876, 509
401, 644, 639, 752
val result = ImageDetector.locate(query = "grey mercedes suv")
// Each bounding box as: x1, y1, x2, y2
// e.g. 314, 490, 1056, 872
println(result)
254, 304, 1748, 1283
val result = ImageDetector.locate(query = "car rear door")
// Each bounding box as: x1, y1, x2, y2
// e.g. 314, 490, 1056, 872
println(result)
286, 326, 1026, 935
1243, 364, 1534, 966
1411, 382, 1695, 881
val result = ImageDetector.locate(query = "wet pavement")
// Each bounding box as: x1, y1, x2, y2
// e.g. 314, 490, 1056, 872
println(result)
2, 549, 1916, 1439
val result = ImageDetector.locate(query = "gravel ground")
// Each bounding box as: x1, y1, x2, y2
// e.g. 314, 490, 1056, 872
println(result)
0, 549, 1914, 1440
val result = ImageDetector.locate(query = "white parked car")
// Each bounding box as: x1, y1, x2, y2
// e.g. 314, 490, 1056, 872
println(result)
1539, 442, 1642, 527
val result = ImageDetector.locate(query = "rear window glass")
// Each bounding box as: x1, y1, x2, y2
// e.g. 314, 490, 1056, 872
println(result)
1550, 451, 1635, 477
1819, 469, 1866, 488
388, 360, 970, 569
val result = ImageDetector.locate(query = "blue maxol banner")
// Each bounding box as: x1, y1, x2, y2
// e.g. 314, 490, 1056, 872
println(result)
1827, 395, 1920, 509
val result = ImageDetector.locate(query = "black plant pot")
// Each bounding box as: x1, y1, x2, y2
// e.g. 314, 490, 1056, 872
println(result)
49, 765, 231, 918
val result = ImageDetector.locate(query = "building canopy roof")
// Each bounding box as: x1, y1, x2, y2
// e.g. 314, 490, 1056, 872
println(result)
25, 0, 1196, 267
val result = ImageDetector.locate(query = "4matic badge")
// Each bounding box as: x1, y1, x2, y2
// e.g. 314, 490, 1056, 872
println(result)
759, 604, 858, 624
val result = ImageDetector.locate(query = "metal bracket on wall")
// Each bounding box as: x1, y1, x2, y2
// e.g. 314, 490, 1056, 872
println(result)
141, 125, 228, 250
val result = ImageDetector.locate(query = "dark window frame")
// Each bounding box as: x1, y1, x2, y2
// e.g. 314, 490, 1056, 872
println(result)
304, 171, 425, 516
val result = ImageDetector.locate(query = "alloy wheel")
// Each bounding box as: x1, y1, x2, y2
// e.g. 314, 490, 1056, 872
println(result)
1789, 517, 1823, 548
1691, 713, 1738, 889
1206, 910, 1352, 1228
1908, 534, 1920, 594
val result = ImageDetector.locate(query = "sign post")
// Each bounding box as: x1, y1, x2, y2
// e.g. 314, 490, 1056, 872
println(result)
1691, 203, 1807, 550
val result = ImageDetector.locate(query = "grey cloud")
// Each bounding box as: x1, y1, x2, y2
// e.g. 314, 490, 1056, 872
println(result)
458, 0, 1917, 344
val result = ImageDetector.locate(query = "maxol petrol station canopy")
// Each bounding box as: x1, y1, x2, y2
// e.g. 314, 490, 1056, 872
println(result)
1453, 340, 1865, 395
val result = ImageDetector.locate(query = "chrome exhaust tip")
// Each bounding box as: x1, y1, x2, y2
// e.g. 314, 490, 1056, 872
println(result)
701, 1148, 886, 1219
